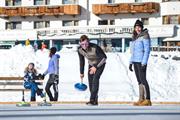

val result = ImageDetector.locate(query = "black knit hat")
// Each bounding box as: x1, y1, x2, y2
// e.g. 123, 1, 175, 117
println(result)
50, 47, 57, 54
28, 62, 34, 67
134, 20, 144, 29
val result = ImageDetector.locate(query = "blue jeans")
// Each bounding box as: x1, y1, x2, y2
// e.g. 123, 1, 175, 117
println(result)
24, 81, 43, 98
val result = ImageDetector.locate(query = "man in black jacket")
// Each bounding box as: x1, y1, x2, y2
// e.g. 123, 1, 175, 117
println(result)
78, 35, 107, 105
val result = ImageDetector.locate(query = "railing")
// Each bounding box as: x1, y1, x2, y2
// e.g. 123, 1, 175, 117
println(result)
36, 25, 174, 39
0, 25, 175, 41
162, 0, 180, 2
37, 26, 133, 37
151, 46, 180, 52
0, 5, 81, 17
92, 2, 159, 15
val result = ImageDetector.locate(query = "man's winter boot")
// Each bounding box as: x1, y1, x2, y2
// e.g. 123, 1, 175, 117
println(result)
133, 84, 145, 106
86, 99, 98, 106
94, 97, 98, 105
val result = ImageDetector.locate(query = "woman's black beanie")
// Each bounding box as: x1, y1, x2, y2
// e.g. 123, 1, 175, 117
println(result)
134, 20, 144, 29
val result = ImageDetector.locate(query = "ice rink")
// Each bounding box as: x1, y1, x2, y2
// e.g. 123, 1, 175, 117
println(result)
0, 103, 180, 120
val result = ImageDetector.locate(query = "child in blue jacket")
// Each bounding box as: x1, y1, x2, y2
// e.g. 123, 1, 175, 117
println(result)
24, 63, 44, 101
42, 47, 60, 101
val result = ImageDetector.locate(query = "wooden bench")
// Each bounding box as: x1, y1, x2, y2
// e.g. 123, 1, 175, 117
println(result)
0, 77, 44, 91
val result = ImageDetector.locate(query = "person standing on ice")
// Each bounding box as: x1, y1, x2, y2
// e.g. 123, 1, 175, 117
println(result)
78, 35, 107, 105
129, 20, 151, 106
24, 63, 45, 101
42, 47, 60, 101
25, 39, 30, 46
33, 40, 38, 52
41, 41, 47, 51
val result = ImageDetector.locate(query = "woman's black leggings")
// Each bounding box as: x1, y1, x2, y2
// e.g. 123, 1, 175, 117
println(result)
133, 62, 150, 100
45, 74, 59, 101
45, 83, 58, 101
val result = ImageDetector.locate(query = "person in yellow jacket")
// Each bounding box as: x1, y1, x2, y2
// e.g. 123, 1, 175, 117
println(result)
25, 39, 30, 46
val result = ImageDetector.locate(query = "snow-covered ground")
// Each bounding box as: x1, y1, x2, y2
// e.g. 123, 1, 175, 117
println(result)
0, 44, 180, 102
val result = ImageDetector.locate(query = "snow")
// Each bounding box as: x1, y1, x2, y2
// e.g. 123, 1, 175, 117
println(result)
0, 45, 180, 102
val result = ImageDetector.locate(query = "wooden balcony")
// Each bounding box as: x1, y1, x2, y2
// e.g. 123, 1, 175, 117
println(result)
0, 5, 81, 17
92, 2, 159, 15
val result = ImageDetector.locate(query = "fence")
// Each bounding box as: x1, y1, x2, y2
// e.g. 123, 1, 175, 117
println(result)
151, 46, 180, 52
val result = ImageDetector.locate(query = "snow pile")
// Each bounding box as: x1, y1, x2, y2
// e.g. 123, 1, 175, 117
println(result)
0, 45, 180, 102
0, 44, 49, 76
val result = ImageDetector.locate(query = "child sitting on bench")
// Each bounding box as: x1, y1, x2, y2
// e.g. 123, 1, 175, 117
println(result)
24, 62, 44, 101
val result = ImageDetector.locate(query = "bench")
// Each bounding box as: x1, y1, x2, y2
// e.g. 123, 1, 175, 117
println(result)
0, 77, 44, 91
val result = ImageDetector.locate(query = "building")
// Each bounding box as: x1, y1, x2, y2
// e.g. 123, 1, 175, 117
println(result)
0, 0, 180, 52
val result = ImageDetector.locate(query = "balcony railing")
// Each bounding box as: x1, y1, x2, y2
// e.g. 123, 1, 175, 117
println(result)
92, 2, 159, 15
0, 25, 175, 41
0, 5, 81, 17
151, 46, 180, 52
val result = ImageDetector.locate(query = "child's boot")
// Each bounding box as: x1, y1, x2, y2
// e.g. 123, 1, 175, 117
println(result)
30, 97, 36, 101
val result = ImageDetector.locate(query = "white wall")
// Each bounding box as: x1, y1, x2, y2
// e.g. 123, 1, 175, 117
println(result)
142, 0, 161, 2
161, 2, 180, 16
149, 17, 162, 26
50, 0, 61, 5
22, 21, 34, 29
22, 0, 34, 6
0, 19, 5, 30
92, 0, 107, 4
50, 21, 62, 28
116, 0, 134, 3
116, 18, 137, 26
78, 0, 88, 26
0, 0, 5, 6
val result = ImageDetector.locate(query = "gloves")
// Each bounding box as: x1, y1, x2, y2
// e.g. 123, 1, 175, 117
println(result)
141, 64, 146, 72
38, 74, 45, 80
129, 64, 133, 72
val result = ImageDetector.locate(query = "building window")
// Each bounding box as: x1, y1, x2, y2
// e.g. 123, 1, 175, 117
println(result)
6, 0, 21, 6
163, 15, 179, 24
135, 0, 142, 2
163, 16, 170, 24
34, 21, 50, 29
62, 0, 78, 4
98, 20, 115, 25
62, 20, 78, 26
141, 18, 149, 25
46, 0, 50, 5
34, 0, 50, 5
108, 0, 115, 4
170, 15, 179, 24
6, 22, 22, 30
162, 0, 180, 2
